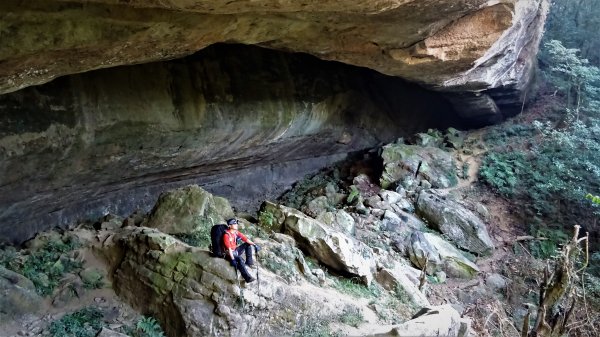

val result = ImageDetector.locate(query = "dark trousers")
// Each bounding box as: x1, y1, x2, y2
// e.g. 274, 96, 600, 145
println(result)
227, 243, 254, 282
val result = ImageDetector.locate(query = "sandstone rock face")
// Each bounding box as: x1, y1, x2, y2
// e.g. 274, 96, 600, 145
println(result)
0, 0, 547, 115
0, 0, 549, 244
0, 44, 455, 245
103, 226, 369, 337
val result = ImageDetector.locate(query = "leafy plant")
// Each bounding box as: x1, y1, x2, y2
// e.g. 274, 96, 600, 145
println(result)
346, 185, 360, 204
259, 210, 275, 228
479, 152, 526, 196
47, 307, 104, 337
292, 315, 339, 337
586, 193, 600, 205
528, 227, 570, 259
1, 236, 82, 296
83, 276, 104, 290
333, 277, 381, 299
134, 316, 165, 337
339, 307, 364, 328
461, 162, 470, 180
174, 225, 211, 248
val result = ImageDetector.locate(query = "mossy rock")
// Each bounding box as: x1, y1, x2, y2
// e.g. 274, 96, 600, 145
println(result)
380, 143, 458, 189
146, 185, 234, 235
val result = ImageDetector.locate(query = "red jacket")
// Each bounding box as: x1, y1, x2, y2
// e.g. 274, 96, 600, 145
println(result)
223, 229, 250, 250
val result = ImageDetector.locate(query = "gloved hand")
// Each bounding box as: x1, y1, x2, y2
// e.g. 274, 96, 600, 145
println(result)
253, 244, 261, 252
230, 259, 238, 268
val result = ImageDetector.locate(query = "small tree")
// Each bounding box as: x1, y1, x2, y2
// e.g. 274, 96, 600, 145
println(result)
542, 40, 600, 116
521, 225, 589, 337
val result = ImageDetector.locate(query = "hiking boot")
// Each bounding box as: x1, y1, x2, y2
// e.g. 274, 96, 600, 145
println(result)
245, 276, 256, 283
245, 262, 255, 267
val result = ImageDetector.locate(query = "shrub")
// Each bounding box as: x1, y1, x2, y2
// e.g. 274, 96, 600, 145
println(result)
528, 227, 570, 259
339, 307, 364, 328
1, 236, 82, 296
47, 307, 104, 337
333, 277, 381, 299
174, 225, 211, 248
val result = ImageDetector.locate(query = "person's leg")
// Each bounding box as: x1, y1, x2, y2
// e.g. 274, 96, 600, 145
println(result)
235, 255, 254, 282
236, 243, 254, 266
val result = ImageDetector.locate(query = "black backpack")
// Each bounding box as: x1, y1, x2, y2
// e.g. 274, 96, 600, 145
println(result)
209, 224, 229, 258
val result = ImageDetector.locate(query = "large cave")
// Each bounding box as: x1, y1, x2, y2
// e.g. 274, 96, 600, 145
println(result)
0, 43, 466, 244
0, 0, 549, 245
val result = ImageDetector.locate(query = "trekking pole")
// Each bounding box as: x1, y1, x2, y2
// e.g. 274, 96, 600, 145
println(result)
255, 245, 260, 294
233, 264, 245, 309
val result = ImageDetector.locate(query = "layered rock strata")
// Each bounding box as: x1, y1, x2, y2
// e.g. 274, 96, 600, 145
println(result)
1, 0, 547, 113
0, 45, 457, 244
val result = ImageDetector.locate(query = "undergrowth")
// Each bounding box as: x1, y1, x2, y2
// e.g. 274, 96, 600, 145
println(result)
47, 307, 104, 337
174, 225, 211, 248
0, 236, 82, 296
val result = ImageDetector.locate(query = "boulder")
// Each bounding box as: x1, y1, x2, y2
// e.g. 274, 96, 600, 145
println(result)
376, 305, 470, 337
380, 144, 458, 189
375, 264, 429, 308
283, 212, 375, 285
416, 190, 494, 255
146, 185, 234, 234
316, 210, 356, 236
102, 226, 378, 337
258, 201, 305, 233
352, 174, 381, 198
0, 266, 43, 320
408, 232, 479, 279
381, 210, 425, 232
303, 196, 331, 218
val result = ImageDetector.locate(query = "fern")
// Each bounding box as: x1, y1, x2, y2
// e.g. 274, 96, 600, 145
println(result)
135, 316, 166, 337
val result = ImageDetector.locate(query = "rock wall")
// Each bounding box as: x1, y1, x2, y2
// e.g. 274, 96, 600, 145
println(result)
0, 44, 459, 245
0, 0, 548, 117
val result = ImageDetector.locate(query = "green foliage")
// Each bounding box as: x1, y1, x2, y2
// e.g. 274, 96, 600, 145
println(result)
346, 185, 360, 204
586, 193, 600, 205
47, 307, 104, 337
117, 316, 166, 337
333, 277, 381, 299
461, 162, 470, 180
174, 225, 211, 248
544, 0, 600, 66
339, 307, 364, 328
479, 152, 526, 196
82, 276, 104, 290
134, 316, 166, 337
258, 210, 275, 229
541, 40, 600, 114
0, 246, 20, 271
0, 237, 82, 296
292, 316, 339, 337
528, 227, 570, 259
480, 117, 600, 217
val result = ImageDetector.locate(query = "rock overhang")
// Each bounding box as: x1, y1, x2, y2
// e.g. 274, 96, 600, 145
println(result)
0, 0, 550, 244
0, 0, 548, 119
